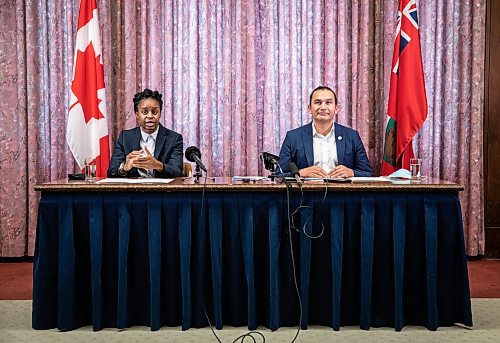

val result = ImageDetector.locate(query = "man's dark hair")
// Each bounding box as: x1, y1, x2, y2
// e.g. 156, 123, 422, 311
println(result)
133, 88, 163, 112
309, 86, 337, 106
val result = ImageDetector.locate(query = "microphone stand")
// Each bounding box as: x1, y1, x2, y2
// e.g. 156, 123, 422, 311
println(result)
194, 164, 203, 183
269, 160, 285, 182
266, 165, 276, 181
270, 169, 282, 181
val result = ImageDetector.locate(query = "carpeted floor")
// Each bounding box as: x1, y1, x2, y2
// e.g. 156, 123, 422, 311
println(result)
0, 299, 499, 342
467, 259, 500, 297
0, 262, 32, 300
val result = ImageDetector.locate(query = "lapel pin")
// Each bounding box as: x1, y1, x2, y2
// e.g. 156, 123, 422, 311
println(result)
338, 136, 342, 141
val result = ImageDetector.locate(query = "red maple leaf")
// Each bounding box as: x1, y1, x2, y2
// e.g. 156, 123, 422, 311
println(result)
71, 43, 105, 123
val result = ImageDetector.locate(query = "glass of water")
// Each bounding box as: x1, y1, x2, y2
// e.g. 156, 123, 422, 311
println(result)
85, 158, 97, 182
410, 158, 422, 181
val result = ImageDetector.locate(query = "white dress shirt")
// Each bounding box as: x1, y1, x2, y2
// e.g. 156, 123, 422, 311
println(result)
312, 123, 338, 174
139, 127, 159, 176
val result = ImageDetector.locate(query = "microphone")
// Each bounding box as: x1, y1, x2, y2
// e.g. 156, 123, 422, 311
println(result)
272, 157, 284, 174
288, 162, 302, 187
185, 146, 207, 173
260, 151, 284, 174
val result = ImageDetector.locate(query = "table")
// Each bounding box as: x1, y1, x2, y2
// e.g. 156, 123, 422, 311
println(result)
32, 177, 473, 331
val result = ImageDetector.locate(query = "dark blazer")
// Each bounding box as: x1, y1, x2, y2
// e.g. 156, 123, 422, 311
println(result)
107, 124, 183, 178
278, 122, 373, 177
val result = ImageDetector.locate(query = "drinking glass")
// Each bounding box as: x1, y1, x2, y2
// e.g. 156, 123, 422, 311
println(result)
410, 158, 422, 181
85, 158, 97, 182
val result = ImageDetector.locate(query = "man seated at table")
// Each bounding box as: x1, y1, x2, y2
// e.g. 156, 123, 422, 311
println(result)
107, 88, 183, 178
278, 86, 372, 178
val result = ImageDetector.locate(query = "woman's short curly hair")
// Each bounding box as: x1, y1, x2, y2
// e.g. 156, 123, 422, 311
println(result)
133, 88, 163, 112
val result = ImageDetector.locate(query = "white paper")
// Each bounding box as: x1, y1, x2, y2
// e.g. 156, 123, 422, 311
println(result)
96, 178, 174, 184
349, 177, 392, 182
303, 177, 351, 183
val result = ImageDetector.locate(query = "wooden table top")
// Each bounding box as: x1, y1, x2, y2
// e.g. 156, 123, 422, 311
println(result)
34, 177, 464, 192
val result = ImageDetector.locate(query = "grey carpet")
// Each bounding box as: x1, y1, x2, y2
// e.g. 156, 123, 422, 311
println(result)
1, 299, 499, 342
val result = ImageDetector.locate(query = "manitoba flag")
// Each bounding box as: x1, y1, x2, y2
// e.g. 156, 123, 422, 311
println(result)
381, 0, 427, 175
66, 0, 109, 176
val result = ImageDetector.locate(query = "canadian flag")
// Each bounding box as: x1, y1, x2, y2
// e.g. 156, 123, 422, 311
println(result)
66, 0, 109, 176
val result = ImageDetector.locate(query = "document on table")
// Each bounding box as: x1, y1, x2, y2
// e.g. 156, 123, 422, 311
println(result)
349, 177, 392, 182
96, 178, 174, 184
303, 177, 351, 183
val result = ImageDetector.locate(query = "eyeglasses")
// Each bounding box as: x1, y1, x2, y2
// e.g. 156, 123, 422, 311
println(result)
139, 109, 159, 116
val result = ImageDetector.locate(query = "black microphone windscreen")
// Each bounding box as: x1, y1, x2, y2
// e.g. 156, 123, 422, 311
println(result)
261, 151, 280, 172
185, 146, 201, 162
288, 162, 299, 176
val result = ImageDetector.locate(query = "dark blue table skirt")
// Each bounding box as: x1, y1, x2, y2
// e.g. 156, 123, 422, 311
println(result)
32, 191, 472, 331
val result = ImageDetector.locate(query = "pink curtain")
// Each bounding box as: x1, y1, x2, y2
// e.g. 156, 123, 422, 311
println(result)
0, 0, 485, 256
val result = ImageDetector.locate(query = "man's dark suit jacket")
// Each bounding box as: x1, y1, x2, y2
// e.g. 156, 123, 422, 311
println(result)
278, 122, 373, 177
107, 124, 183, 178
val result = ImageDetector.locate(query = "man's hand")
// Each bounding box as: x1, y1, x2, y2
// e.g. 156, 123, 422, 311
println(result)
328, 165, 354, 178
299, 165, 328, 178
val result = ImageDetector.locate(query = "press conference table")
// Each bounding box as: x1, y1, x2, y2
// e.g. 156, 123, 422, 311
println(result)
32, 177, 472, 332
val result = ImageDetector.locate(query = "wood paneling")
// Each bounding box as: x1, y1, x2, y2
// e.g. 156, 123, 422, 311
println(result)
485, 0, 500, 257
